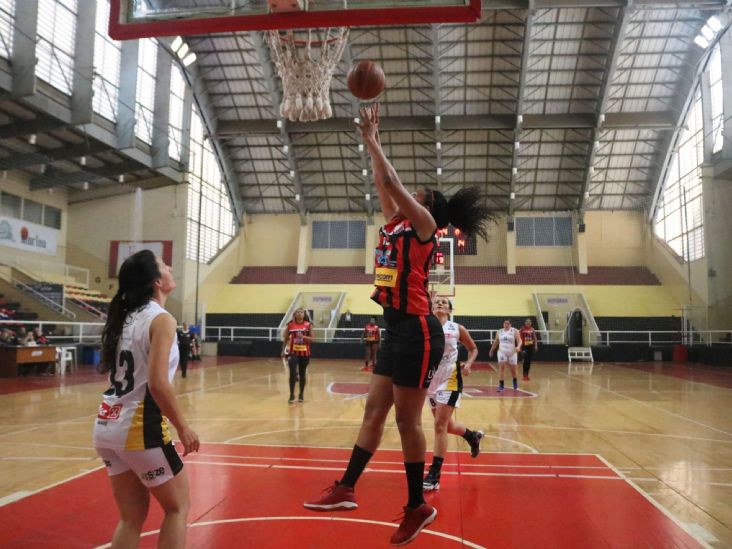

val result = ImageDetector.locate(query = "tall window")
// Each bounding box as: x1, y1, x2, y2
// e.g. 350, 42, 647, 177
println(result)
169, 63, 186, 162
186, 108, 236, 263
36, 0, 77, 95
709, 44, 724, 155
0, 0, 14, 59
93, 0, 121, 121
135, 38, 157, 144
654, 90, 705, 262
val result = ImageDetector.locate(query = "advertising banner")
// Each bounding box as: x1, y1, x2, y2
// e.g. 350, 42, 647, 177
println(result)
0, 216, 58, 256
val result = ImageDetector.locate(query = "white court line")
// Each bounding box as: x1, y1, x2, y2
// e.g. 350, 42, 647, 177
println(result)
556, 371, 732, 439
187, 452, 612, 469
0, 456, 93, 462
185, 459, 620, 481
492, 422, 732, 445
594, 454, 713, 549
0, 465, 104, 508
224, 425, 539, 453
93, 516, 487, 549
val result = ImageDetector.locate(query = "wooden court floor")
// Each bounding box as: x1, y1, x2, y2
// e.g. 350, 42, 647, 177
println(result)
0, 356, 731, 547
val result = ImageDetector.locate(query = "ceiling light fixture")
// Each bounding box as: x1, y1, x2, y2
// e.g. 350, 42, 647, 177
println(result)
28, 134, 37, 145
182, 53, 197, 67
83, 181, 89, 190
437, 167, 442, 175
118, 175, 125, 183
80, 156, 86, 166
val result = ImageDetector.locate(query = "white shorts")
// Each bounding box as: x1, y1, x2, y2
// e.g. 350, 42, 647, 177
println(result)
428, 390, 461, 409
497, 351, 518, 365
96, 443, 183, 488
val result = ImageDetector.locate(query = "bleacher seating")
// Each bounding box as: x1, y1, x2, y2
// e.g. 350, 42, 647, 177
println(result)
0, 293, 38, 322
64, 285, 110, 318
230, 266, 661, 286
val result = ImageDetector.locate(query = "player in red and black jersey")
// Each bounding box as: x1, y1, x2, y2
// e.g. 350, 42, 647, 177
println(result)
304, 104, 495, 546
519, 318, 539, 381
282, 308, 313, 404
361, 316, 381, 372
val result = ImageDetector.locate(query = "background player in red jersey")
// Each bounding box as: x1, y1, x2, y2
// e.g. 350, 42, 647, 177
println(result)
519, 318, 539, 381
282, 308, 313, 403
361, 316, 381, 371
304, 104, 494, 546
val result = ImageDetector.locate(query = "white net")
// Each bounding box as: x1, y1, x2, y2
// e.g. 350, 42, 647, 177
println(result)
265, 27, 349, 122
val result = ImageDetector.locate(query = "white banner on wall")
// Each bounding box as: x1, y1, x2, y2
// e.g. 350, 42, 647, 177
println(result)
116, 241, 165, 273
0, 216, 58, 256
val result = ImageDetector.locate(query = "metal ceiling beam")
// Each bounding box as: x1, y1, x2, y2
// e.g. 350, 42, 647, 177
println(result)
509, 6, 534, 217
217, 112, 674, 137
252, 31, 306, 222
0, 115, 67, 140
431, 24, 445, 194
181, 47, 245, 222
0, 142, 110, 170
11, 0, 37, 98
342, 43, 375, 221
29, 160, 143, 190
578, 3, 633, 214
649, 20, 731, 221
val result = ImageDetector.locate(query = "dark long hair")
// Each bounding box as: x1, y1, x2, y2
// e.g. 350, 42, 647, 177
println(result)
428, 186, 496, 241
99, 250, 161, 373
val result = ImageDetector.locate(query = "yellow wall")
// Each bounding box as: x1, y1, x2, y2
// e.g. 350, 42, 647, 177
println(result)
240, 214, 301, 266
67, 185, 188, 317
585, 210, 646, 266
205, 282, 679, 317
0, 172, 69, 268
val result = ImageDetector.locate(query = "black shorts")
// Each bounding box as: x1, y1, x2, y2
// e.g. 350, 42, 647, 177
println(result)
288, 355, 310, 369
374, 309, 445, 389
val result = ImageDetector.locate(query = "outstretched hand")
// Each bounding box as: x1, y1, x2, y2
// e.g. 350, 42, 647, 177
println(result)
355, 103, 380, 143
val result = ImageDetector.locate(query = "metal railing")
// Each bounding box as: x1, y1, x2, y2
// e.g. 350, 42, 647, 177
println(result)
12, 278, 77, 320
0, 319, 103, 344
206, 326, 732, 347
2, 257, 89, 288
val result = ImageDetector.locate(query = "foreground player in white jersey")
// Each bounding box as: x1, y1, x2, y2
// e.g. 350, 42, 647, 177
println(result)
489, 319, 522, 392
424, 296, 483, 491
93, 250, 199, 549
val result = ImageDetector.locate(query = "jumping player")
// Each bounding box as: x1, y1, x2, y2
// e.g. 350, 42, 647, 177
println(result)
283, 307, 313, 403
519, 318, 539, 381
304, 104, 494, 546
423, 296, 483, 491
489, 319, 522, 391
93, 250, 199, 548
361, 316, 381, 371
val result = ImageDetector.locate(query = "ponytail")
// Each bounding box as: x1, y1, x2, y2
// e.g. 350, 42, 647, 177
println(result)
429, 186, 496, 240
99, 250, 161, 373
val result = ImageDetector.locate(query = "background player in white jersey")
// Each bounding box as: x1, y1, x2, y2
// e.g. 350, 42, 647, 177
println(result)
423, 296, 483, 491
489, 319, 522, 392
93, 250, 199, 549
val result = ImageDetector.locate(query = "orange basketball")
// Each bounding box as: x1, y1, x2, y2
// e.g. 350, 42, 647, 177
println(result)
347, 60, 385, 101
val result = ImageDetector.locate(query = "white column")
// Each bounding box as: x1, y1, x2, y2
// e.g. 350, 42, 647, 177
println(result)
296, 219, 310, 275
364, 222, 378, 275
506, 224, 516, 275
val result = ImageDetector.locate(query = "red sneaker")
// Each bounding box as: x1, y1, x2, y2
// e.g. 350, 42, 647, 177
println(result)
390, 503, 437, 546
522, 375, 529, 381
303, 481, 358, 511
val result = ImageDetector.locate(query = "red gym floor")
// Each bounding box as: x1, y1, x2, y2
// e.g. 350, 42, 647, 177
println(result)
0, 444, 704, 548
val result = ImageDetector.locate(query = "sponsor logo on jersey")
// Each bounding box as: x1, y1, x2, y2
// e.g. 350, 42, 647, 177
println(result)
374, 267, 398, 287
98, 402, 123, 420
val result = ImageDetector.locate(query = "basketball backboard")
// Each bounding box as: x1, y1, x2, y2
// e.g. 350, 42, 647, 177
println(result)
109, 0, 482, 40
430, 237, 455, 298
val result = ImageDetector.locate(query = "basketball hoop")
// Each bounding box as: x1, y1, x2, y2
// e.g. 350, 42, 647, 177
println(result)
265, 27, 349, 122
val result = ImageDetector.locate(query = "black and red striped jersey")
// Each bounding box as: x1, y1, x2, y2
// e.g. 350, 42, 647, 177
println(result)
287, 321, 312, 356
363, 323, 380, 342
371, 216, 436, 316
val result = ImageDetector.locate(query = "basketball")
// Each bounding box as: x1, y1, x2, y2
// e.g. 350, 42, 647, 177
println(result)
347, 60, 385, 100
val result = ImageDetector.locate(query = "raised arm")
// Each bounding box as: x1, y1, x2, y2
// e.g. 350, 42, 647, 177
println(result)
357, 105, 436, 241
